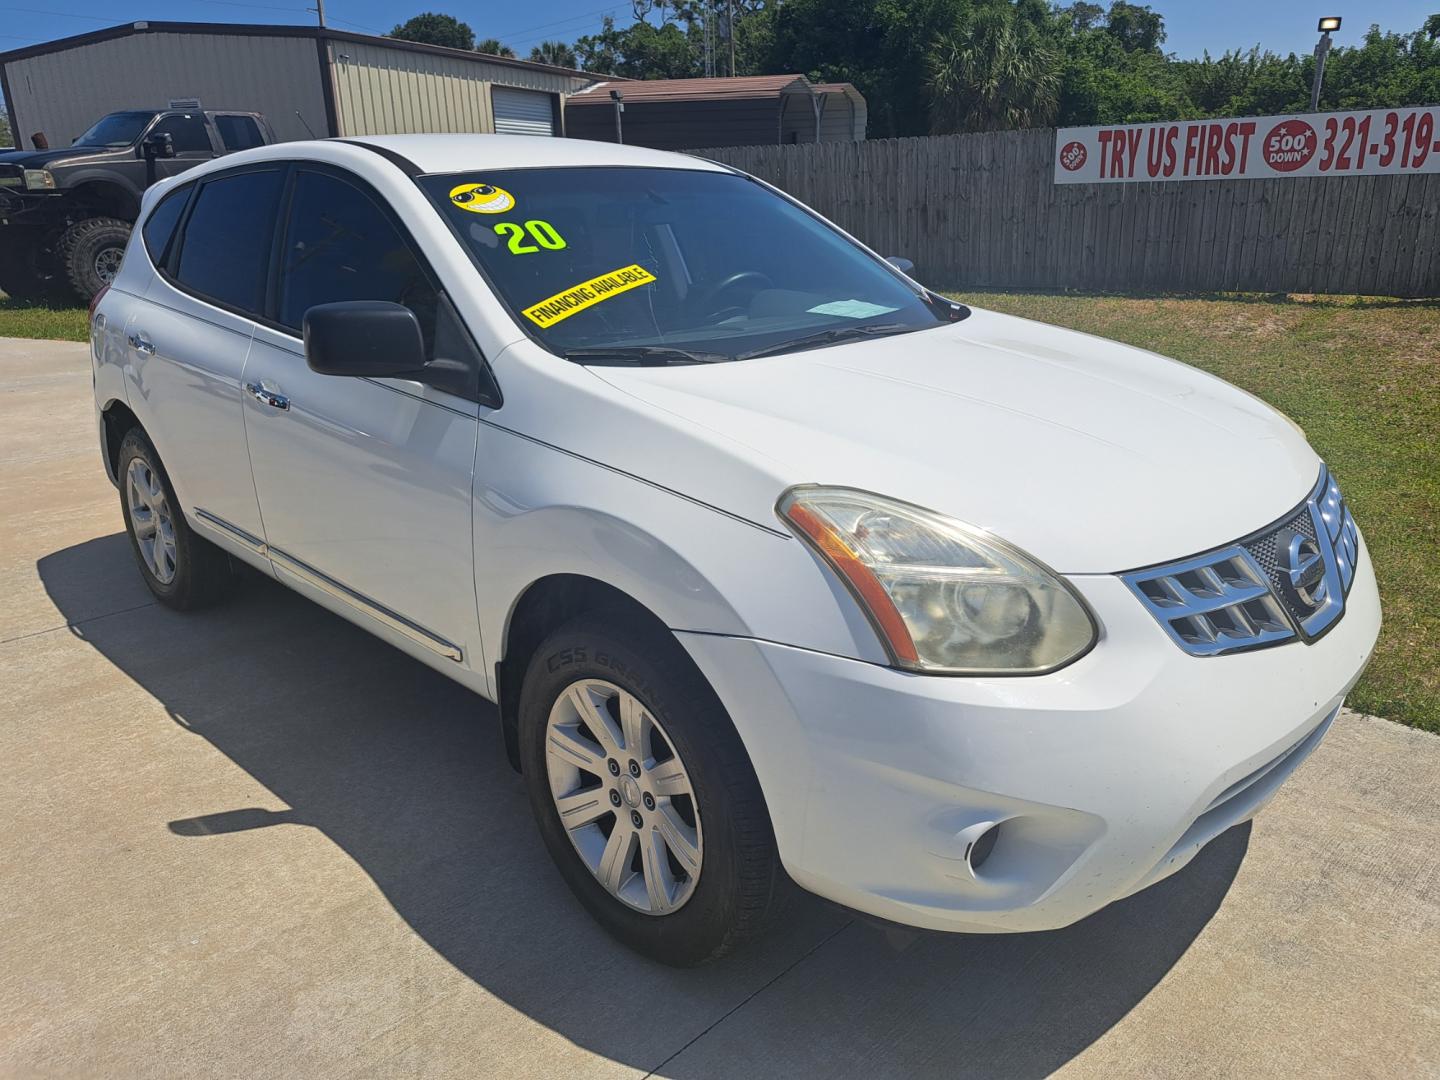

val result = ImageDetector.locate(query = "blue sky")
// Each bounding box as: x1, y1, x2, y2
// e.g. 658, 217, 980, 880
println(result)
0, 1, 1434, 62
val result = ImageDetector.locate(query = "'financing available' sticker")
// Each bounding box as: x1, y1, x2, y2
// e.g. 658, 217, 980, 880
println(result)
523, 265, 659, 328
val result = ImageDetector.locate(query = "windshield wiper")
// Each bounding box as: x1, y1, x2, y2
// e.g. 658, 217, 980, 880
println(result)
562, 346, 728, 366
734, 322, 919, 361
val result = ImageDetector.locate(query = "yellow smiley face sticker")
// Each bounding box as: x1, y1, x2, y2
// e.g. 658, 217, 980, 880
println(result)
449, 182, 516, 214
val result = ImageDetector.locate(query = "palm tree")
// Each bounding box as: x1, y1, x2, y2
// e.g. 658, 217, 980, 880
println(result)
927, 7, 1059, 134
529, 40, 578, 68
476, 38, 516, 57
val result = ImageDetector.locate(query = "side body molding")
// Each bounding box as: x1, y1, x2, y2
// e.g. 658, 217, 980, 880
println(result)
194, 508, 464, 663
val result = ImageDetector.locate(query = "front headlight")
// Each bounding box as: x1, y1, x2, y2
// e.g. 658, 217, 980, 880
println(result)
22, 169, 56, 191
779, 486, 1097, 674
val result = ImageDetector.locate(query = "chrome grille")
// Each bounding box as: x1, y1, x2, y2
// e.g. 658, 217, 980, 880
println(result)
1122, 466, 1359, 657
1124, 546, 1295, 655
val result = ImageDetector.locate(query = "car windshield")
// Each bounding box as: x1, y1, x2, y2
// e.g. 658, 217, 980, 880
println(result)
73, 111, 154, 148
420, 166, 953, 363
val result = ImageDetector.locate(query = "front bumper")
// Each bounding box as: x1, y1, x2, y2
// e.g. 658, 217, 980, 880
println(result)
677, 536, 1380, 934
0, 188, 65, 226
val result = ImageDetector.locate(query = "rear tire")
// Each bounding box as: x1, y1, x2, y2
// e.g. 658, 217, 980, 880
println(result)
518, 612, 788, 966
60, 217, 131, 302
117, 428, 233, 610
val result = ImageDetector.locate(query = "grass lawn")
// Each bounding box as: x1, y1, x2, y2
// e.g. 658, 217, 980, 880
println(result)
951, 292, 1438, 734
0, 296, 89, 342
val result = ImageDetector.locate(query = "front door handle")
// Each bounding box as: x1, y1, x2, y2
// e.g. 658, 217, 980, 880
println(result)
245, 382, 290, 411
127, 332, 155, 355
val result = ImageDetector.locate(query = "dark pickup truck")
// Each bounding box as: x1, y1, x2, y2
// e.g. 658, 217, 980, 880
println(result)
0, 108, 277, 302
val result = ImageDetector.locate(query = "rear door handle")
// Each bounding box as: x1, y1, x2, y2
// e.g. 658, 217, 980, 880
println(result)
127, 332, 155, 355
245, 382, 290, 411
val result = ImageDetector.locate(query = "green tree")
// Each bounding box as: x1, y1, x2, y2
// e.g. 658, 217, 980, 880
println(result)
388, 12, 475, 50
768, 0, 974, 137
574, 15, 701, 78
928, 4, 1059, 132
476, 38, 516, 57
1052, 1, 1187, 124
530, 40, 579, 68
565, 5, 1440, 130
0, 109, 11, 149
1103, 1, 1164, 53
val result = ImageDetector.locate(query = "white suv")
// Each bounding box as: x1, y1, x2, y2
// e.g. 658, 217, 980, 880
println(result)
90, 135, 1380, 965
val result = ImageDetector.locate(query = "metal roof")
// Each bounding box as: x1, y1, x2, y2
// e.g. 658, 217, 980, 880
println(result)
568, 75, 815, 105
0, 20, 621, 82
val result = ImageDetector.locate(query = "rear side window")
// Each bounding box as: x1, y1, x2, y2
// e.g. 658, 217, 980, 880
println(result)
214, 115, 264, 152
150, 113, 212, 154
278, 169, 439, 351
174, 169, 285, 314
142, 184, 190, 265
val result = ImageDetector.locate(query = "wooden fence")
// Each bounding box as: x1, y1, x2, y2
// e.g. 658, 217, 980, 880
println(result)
693, 130, 1440, 297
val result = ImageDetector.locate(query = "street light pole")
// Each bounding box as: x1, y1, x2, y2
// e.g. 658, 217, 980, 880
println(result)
1310, 16, 1342, 111
610, 89, 624, 145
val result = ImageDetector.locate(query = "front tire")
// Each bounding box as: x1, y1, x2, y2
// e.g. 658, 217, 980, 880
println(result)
0, 229, 68, 303
518, 612, 787, 965
117, 428, 232, 610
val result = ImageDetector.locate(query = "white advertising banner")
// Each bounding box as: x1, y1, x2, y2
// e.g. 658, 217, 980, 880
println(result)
1053, 106, 1440, 183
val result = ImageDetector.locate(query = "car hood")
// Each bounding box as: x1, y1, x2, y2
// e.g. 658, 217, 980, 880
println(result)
585, 307, 1320, 573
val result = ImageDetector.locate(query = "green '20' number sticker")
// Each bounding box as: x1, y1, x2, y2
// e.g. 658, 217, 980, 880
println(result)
495, 220, 567, 255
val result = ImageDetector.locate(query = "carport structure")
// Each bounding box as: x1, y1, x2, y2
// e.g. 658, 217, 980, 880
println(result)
565, 74, 867, 151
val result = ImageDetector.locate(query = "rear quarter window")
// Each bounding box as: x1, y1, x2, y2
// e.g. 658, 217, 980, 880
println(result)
141, 184, 191, 266
214, 115, 265, 152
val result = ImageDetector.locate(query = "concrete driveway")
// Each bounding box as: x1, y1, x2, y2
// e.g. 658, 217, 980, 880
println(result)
2, 336, 1437, 1079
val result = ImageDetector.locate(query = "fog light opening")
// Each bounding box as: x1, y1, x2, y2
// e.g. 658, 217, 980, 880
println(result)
966, 821, 1001, 875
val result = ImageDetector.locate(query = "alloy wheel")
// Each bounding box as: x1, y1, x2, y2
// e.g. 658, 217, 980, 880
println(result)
545, 679, 703, 914
126, 457, 177, 584
94, 247, 123, 285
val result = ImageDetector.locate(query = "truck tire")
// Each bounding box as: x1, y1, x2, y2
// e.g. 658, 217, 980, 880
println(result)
0, 230, 64, 302
60, 217, 132, 302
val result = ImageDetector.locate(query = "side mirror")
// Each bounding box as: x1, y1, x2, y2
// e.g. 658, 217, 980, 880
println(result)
303, 301, 428, 379
885, 256, 915, 275
142, 131, 176, 159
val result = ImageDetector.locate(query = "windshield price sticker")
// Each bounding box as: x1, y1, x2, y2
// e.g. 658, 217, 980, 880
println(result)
495, 219, 567, 254
1054, 105, 1440, 184
523, 265, 658, 328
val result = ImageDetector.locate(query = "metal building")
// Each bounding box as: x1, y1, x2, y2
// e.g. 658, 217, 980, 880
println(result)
0, 21, 610, 151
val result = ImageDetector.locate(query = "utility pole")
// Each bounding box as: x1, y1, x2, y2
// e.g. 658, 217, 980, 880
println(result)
309, 0, 326, 27
610, 89, 624, 144
727, 0, 735, 77
702, 5, 714, 78
1310, 16, 1341, 111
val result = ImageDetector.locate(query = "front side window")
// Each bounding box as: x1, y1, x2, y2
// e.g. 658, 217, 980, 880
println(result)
149, 113, 212, 154
278, 169, 439, 351
420, 166, 952, 363
173, 168, 286, 314
214, 115, 264, 152
142, 184, 190, 265
72, 111, 153, 148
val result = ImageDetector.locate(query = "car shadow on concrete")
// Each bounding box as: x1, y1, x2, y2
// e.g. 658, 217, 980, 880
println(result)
40, 533, 1250, 1078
